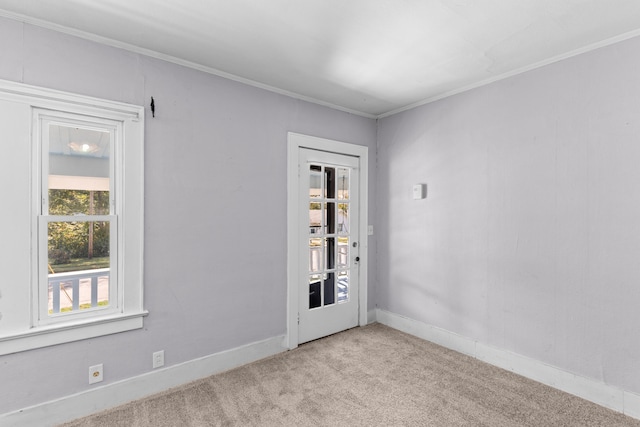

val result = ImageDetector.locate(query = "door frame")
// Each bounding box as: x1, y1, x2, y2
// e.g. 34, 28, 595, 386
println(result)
286, 132, 368, 349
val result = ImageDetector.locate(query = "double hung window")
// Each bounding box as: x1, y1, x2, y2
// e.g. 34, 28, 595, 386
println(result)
0, 80, 146, 355
37, 113, 118, 324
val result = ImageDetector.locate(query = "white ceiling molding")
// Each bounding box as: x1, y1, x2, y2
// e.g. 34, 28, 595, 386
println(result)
0, 8, 377, 119
2, 1, 640, 118
378, 26, 640, 119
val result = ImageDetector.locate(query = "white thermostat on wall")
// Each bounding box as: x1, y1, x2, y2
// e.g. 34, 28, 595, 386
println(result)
412, 183, 426, 200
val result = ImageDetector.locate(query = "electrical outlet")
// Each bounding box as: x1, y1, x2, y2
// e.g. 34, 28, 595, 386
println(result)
153, 350, 164, 369
89, 364, 103, 384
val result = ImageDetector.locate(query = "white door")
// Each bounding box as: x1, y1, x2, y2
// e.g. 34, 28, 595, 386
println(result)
298, 148, 360, 343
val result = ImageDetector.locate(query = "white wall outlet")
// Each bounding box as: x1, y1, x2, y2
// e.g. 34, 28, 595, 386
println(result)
89, 364, 103, 384
153, 350, 165, 369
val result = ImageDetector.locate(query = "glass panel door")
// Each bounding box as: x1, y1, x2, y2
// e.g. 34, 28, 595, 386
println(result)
307, 164, 353, 309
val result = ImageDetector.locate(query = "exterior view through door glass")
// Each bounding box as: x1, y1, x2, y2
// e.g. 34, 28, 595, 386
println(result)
299, 148, 359, 344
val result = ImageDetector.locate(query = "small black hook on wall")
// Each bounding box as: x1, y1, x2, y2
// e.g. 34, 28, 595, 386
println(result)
150, 96, 155, 118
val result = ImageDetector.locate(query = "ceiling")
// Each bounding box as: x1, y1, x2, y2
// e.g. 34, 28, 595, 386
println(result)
2, 0, 640, 118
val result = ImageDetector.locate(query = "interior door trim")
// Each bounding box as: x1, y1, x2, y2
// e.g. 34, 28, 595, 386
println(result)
286, 132, 369, 350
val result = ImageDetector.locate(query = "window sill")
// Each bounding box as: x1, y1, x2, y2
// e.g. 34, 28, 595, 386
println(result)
0, 310, 148, 355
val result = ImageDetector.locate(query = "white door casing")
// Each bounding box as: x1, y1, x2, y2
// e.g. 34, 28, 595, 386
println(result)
287, 132, 368, 349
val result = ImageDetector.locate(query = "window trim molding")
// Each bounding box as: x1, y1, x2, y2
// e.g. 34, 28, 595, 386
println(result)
0, 78, 146, 356
33, 110, 123, 327
0, 79, 142, 121
0, 312, 147, 355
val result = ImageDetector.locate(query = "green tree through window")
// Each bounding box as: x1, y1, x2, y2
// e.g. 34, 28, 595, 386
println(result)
48, 189, 110, 265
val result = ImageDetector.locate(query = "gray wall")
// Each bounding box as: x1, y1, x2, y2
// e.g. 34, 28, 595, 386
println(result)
0, 18, 377, 414
377, 35, 640, 394
4, 10, 640, 415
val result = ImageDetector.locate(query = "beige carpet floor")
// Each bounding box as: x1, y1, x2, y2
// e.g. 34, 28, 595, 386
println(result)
61, 323, 640, 426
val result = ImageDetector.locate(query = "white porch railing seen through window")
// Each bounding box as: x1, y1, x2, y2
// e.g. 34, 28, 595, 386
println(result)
48, 268, 110, 314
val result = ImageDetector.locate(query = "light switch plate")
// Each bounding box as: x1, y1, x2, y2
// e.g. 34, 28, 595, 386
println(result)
413, 184, 426, 200
153, 350, 165, 369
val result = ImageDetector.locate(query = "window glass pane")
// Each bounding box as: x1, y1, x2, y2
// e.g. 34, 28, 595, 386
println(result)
47, 221, 110, 314
309, 202, 321, 235
337, 168, 349, 200
49, 190, 110, 216
309, 274, 322, 309
337, 271, 349, 303
338, 203, 349, 234
326, 237, 335, 270
337, 237, 349, 268
309, 165, 322, 199
309, 238, 322, 272
48, 124, 110, 215
325, 202, 335, 234
324, 272, 335, 306
325, 167, 335, 199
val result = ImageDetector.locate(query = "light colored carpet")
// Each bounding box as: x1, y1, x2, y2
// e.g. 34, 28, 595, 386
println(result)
61, 323, 640, 426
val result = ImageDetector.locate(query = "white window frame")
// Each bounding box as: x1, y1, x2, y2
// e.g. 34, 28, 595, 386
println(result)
35, 112, 120, 326
0, 79, 146, 355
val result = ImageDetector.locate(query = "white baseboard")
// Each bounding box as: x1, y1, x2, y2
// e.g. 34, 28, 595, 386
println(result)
0, 335, 287, 427
376, 309, 640, 420
7, 312, 638, 425
366, 308, 377, 324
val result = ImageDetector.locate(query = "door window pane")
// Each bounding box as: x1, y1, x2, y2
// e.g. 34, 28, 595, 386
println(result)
309, 165, 321, 199
326, 237, 335, 270
309, 202, 321, 234
337, 237, 349, 268
325, 202, 335, 234
309, 274, 323, 309
309, 238, 322, 272
324, 167, 335, 199
337, 168, 349, 200
337, 203, 349, 234
324, 272, 335, 306
337, 271, 349, 303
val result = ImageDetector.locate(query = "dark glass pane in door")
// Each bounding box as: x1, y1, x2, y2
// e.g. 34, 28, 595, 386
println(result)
309, 274, 322, 309
324, 272, 335, 306
325, 167, 335, 198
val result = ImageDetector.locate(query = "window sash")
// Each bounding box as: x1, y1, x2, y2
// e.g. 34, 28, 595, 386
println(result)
38, 113, 118, 217
36, 215, 119, 325
34, 110, 122, 327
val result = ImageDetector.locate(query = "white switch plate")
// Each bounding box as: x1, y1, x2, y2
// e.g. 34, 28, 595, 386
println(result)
413, 184, 426, 200
367, 225, 374, 235
153, 350, 165, 369
89, 364, 103, 384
